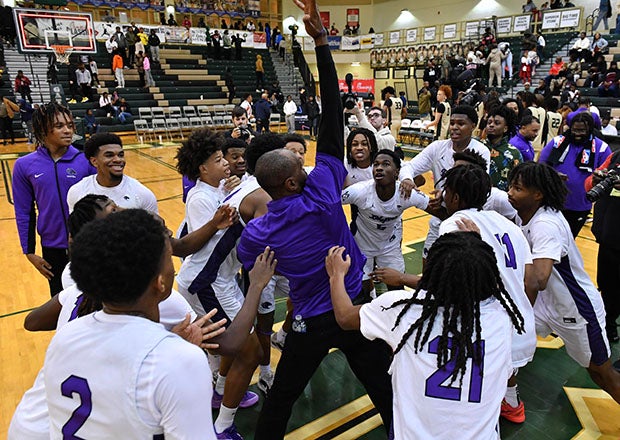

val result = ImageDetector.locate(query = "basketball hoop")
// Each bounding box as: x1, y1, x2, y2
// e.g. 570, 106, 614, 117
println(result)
50, 45, 74, 64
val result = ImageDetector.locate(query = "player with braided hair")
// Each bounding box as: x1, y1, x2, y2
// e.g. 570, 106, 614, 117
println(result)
438, 163, 536, 423
344, 127, 379, 186
508, 161, 620, 403
326, 231, 524, 439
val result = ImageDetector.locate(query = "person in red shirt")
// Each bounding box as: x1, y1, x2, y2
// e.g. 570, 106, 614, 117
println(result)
14, 70, 32, 103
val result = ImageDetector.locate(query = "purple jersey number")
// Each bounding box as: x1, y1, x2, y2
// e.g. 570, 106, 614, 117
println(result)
61, 375, 92, 439
425, 336, 485, 403
494, 233, 517, 269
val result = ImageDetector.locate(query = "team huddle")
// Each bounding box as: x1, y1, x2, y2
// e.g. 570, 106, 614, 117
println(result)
8, 0, 620, 439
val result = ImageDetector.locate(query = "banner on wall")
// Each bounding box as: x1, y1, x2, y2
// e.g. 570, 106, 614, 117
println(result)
560, 9, 580, 28
190, 28, 207, 45
253, 32, 267, 49
465, 21, 479, 37
360, 34, 374, 49
389, 31, 400, 45
424, 27, 436, 41
165, 26, 190, 43
513, 15, 531, 32
320, 11, 330, 30
338, 78, 374, 95
443, 24, 456, 39
496, 17, 512, 34
374, 33, 384, 46
542, 11, 561, 29
346, 9, 359, 27
406, 28, 417, 43
327, 36, 341, 50
341, 36, 360, 50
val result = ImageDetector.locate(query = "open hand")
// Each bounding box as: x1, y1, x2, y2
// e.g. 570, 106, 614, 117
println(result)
325, 246, 351, 278
293, 0, 326, 40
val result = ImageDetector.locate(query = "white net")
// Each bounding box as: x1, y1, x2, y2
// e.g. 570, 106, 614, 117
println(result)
51, 46, 73, 64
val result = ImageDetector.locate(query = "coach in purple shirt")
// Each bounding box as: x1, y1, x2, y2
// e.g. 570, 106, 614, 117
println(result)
12, 102, 95, 296
236, 1, 392, 437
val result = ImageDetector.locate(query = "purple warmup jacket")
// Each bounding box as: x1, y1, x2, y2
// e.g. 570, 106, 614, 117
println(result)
12, 145, 96, 253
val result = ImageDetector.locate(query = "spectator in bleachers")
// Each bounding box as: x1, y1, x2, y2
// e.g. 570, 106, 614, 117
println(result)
115, 98, 132, 124
66, 61, 82, 104
112, 50, 125, 89
593, 0, 612, 31
563, 52, 582, 85
198, 17, 207, 28
499, 42, 513, 79
255, 54, 265, 91
125, 27, 137, 68
221, 19, 228, 29
211, 30, 221, 59
330, 24, 339, 35
486, 44, 506, 87
519, 52, 533, 84
18, 99, 34, 143
271, 26, 279, 50
584, 54, 608, 87
88, 56, 99, 87
601, 115, 618, 136
0, 95, 17, 144
523, 0, 538, 13
537, 32, 546, 60
550, 0, 562, 8
159, 12, 166, 25
591, 32, 609, 59
570, 32, 591, 62
148, 29, 161, 63
561, 82, 580, 108
182, 15, 191, 28
480, 27, 496, 57
247, 21, 256, 32
143, 52, 155, 87
99, 92, 114, 117
136, 28, 148, 55
225, 67, 235, 104
265, 22, 271, 48
136, 51, 145, 88
105, 34, 118, 66
240, 92, 253, 119
222, 30, 232, 60
84, 108, 98, 136
255, 92, 272, 133
113, 26, 128, 68
14, 70, 32, 103
168, 14, 178, 26
535, 78, 551, 98
76, 64, 93, 102
521, 31, 538, 51
233, 33, 245, 60
544, 56, 565, 87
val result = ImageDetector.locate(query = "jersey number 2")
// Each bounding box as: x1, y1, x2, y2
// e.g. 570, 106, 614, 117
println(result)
425, 336, 485, 402
61, 375, 92, 439
494, 233, 517, 269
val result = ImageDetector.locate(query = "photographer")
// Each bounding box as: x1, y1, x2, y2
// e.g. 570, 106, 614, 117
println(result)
585, 150, 620, 343
226, 106, 256, 144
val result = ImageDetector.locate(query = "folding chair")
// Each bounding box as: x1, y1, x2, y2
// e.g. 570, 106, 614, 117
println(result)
269, 113, 281, 133
151, 107, 165, 119
151, 118, 170, 142
189, 117, 203, 129
166, 118, 184, 139
197, 105, 211, 117
200, 116, 214, 127
168, 106, 183, 119
138, 107, 153, 124
134, 119, 153, 143
183, 105, 197, 118
213, 104, 226, 115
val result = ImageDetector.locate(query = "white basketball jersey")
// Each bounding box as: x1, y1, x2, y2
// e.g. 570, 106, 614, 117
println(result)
342, 179, 428, 256
344, 161, 373, 185
44, 312, 215, 439
360, 290, 511, 439
440, 209, 536, 367
545, 111, 563, 145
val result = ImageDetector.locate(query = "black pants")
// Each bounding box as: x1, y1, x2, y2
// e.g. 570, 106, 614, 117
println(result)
256, 71, 264, 90
598, 243, 620, 328
254, 308, 393, 439
42, 246, 69, 297
561, 209, 590, 238
0, 116, 14, 143
256, 118, 270, 133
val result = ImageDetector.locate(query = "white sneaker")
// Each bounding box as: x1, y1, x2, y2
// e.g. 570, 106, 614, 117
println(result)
270, 332, 285, 351
257, 370, 274, 394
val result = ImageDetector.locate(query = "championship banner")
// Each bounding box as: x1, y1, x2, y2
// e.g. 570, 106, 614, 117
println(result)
253, 32, 267, 49
347, 8, 359, 27
190, 28, 207, 45
496, 17, 512, 34
542, 11, 561, 29
465, 21, 479, 37
320, 11, 330, 30
389, 31, 400, 45
424, 27, 436, 41
341, 35, 360, 50
360, 34, 374, 49
560, 9, 580, 28
374, 33, 384, 46
443, 24, 456, 40
513, 15, 531, 32
406, 28, 417, 43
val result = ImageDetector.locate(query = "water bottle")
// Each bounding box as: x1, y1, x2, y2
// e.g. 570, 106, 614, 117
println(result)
291, 315, 306, 333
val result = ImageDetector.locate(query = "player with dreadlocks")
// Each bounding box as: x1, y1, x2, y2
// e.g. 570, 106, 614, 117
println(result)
437, 163, 536, 423
12, 101, 96, 296
509, 161, 620, 403
326, 231, 525, 439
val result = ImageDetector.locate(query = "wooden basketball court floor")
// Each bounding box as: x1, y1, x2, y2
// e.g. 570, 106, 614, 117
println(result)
1, 137, 619, 439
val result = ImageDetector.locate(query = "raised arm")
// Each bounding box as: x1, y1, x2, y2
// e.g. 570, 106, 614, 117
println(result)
295, 0, 343, 159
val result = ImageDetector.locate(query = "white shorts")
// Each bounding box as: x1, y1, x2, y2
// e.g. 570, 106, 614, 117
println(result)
362, 247, 405, 281
534, 292, 610, 367
177, 282, 244, 326
423, 217, 442, 259
259, 275, 289, 314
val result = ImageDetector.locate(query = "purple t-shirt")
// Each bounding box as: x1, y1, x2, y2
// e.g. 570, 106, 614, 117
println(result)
509, 132, 535, 162
539, 136, 611, 211
237, 153, 366, 319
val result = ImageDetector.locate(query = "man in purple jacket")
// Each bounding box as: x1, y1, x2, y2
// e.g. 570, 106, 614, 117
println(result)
12, 102, 95, 296
236, 0, 392, 437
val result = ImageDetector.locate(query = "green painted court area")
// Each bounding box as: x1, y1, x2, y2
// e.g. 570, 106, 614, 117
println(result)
229, 240, 620, 439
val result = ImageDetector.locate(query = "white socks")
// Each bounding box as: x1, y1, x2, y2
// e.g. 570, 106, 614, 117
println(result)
504, 385, 520, 407
215, 373, 226, 395
260, 364, 272, 375
214, 405, 238, 433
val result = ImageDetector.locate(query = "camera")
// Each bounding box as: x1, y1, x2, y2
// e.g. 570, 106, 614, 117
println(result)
586, 169, 620, 202
342, 73, 357, 110
238, 124, 251, 141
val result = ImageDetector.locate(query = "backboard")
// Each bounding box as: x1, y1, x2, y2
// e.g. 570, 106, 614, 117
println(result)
13, 8, 96, 54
